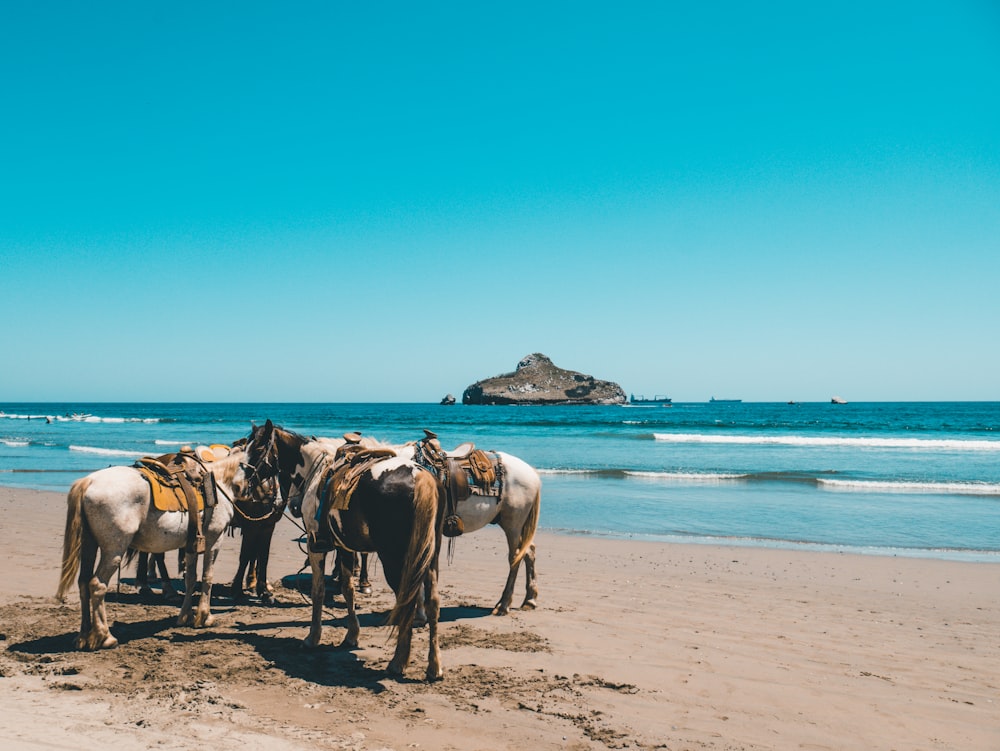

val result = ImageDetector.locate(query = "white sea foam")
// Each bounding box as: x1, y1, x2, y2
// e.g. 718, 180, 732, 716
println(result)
154, 439, 188, 446
0, 412, 158, 424
2, 440, 29, 447
819, 479, 1000, 495
69, 445, 147, 457
625, 470, 747, 482
538, 468, 746, 482
652, 433, 1000, 451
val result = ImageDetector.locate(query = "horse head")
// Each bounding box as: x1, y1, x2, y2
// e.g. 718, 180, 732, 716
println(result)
245, 419, 306, 506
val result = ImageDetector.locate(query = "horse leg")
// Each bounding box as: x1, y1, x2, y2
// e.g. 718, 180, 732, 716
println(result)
193, 545, 218, 628
414, 587, 428, 628
246, 559, 257, 592
357, 552, 372, 595
231, 531, 252, 601
137, 551, 153, 597
75, 531, 98, 650
255, 523, 277, 605
154, 553, 179, 599
520, 541, 538, 610
176, 550, 199, 626
86, 548, 123, 650
493, 527, 526, 616
423, 567, 443, 681
303, 551, 327, 648
337, 551, 361, 649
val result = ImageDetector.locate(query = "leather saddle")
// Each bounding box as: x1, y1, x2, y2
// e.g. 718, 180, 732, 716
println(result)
135, 447, 218, 553
310, 433, 398, 554
415, 430, 503, 537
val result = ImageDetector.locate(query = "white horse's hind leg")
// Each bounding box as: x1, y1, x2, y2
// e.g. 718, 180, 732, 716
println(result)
177, 550, 199, 626
193, 546, 218, 628
74, 531, 98, 650
87, 551, 122, 650
520, 541, 538, 610
493, 526, 526, 615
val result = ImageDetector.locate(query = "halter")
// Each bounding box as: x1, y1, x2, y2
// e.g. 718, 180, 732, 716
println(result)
241, 427, 282, 508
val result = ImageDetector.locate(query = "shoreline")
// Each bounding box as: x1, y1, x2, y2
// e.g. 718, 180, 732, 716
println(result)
4, 482, 999, 564
1, 484, 999, 749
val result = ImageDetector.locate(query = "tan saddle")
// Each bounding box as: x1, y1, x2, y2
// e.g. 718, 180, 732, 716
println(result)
135, 447, 219, 553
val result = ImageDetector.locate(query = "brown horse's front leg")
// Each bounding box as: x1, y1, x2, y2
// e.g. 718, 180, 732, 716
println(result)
303, 551, 327, 648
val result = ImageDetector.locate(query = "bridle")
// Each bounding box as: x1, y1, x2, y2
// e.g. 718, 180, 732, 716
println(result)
240, 428, 282, 509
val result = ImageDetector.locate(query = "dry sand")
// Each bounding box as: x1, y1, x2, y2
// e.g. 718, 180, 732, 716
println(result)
0, 485, 997, 750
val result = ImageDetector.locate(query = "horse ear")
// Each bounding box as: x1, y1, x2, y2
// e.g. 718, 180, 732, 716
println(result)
264, 419, 274, 430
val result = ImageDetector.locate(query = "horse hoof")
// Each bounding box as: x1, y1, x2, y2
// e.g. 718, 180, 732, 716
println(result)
426, 668, 444, 682
491, 605, 510, 616
359, 585, 373, 595
387, 661, 405, 677
101, 635, 119, 650
260, 592, 275, 606
520, 600, 537, 611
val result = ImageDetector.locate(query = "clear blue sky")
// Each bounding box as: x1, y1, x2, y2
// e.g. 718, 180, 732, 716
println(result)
2, 2, 998, 402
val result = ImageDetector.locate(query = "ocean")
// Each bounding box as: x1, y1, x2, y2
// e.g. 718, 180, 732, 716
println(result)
2, 401, 998, 562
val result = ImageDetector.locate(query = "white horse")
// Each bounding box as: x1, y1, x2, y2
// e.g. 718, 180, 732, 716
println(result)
56, 449, 259, 650
394, 440, 541, 615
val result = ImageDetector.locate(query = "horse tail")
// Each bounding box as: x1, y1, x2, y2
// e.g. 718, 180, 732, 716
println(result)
510, 484, 541, 569
386, 469, 441, 630
56, 477, 90, 602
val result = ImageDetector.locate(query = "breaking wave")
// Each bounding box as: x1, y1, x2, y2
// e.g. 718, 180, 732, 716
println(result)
69, 445, 148, 458
652, 433, 1000, 451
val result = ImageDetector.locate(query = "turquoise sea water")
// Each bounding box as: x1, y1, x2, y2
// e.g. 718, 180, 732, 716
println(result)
2, 402, 998, 561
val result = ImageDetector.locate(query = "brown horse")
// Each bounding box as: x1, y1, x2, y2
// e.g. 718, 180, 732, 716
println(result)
228, 492, 287, 604
244, 420, 445, 681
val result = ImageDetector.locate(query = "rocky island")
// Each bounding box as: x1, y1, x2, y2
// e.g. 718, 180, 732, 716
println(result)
461, 353, 627, 405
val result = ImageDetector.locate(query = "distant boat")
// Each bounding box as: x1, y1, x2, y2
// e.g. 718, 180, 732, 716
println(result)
709, 397, 741, 403
831, 396, 848, 405
629, 394, 672, 405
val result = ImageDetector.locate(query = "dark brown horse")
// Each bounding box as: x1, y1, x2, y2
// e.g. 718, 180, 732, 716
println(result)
244, 420, 445, 681
228, 492, 286, 605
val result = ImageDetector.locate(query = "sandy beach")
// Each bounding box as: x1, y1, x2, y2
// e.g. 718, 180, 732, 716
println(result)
0, 484, 997, 750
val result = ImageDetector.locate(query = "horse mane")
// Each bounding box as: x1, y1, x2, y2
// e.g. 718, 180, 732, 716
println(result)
209, 450, 246, 486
